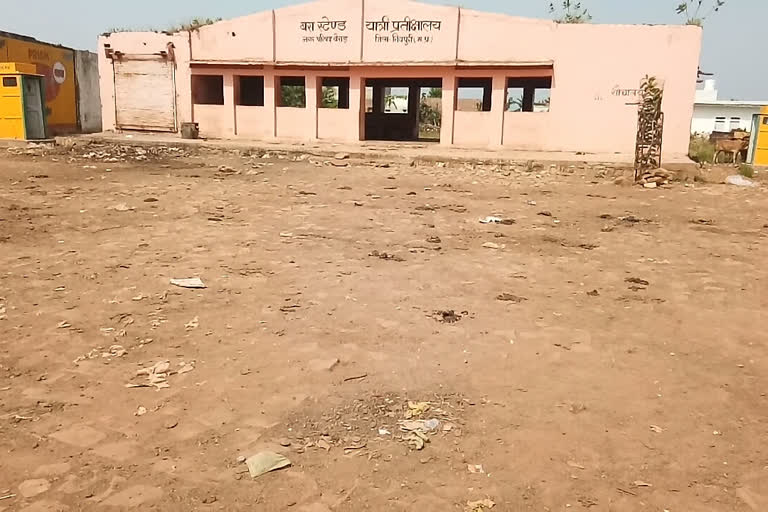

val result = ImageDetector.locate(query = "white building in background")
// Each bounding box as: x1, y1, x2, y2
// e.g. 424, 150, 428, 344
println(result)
691, 79, 766, 134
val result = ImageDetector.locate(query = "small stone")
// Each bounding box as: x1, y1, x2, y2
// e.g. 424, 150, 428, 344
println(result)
164, 419, 179, 429
202, 496, 217, 504
19, 478, 50, 498
334, 152, 349, 160
236, 455, 247, 463
279, 438, 292, 447
482, 242, 500, 249
643, 182, 657, 189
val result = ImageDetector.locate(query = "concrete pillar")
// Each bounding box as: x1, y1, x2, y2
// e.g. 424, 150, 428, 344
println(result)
482, 83, 492, 112
223, 73, 236, 137
491, 74, 506, 147
263, 67, 277, 139
408, 83, 420, 139
349, 71, 364, 141
372, 83, 386, 113
522, 86, 535, 113
338, 81, 350, 109
440, 74, 456, 146
306, 73, 319, 140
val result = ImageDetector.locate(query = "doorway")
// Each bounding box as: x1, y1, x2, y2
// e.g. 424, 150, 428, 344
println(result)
22, 76, 46, 140
364, 78, 442, 142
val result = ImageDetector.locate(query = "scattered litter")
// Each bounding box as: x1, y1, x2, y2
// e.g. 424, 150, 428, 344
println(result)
426, 236, 442, 244
170, 277, 206, 289
482, 242, 501, 249
625, 277, 649, 286
128, 360, 173, 390
399, 418, 440, 432
406, 401, 431, 417
466, 499, 495, 511
244, 452, 291, 478
57, 321, 71, 329
632, 481, 652, 487
0, 494, 16, 501
378, 428, 391, 436
135, 406, 147, 416
178, 361, 195, 374
567, 460, 585, 470
164, 419, 179, 429
479, 216, 515, 225
334, 152, 350, 160
725, 175, 757, 187
279, 438, 292, 447
369, 250, 404, 262
317, 438, 332, 451
171, 277, 207, 288
433, 310, 462, 323
467, 464, 485, 474
649, 425, 664, 433
105, 345, 127, 358
587, 289, 600, 297
403, 431, 429, 450
185, 316, 199, 330
538, 211, 553, 217
496, 293, 527, 303
73, 348, 101, 363
643, 182, 657, 189
112, 203, 135, 212
343, 373, 368, 382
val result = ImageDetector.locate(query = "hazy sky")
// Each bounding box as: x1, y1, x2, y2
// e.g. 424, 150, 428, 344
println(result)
3, 0, 764, 99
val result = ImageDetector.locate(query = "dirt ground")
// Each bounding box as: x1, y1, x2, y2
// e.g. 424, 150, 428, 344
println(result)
0, 141, 766, 512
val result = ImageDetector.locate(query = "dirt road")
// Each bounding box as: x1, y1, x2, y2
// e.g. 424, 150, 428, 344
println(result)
0, 142, 766, 511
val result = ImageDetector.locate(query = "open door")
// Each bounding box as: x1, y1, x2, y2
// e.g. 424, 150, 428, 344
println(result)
22, 76, 46, 140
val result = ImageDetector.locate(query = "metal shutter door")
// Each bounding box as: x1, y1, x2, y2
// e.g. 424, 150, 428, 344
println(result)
114, 58, 175, 131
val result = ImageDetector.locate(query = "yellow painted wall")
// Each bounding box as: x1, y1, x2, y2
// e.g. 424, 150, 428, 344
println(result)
0, 34, 77, 133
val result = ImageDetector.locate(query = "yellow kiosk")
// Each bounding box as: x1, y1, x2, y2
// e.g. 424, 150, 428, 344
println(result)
750, 106, 768, 167
0, 62, 47, 140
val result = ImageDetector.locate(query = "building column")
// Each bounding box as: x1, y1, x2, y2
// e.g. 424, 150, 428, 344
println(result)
223, 72, 236, 137
306, 73, 319, 140
372, 83, 386, 113
349, 71, 364, 141
263, 67, 277, 139
522, 86, 535, 113
408, 83, 420, 139
440, 74, 456, 146
338, 81, 350, 109
491, 74, 506, 147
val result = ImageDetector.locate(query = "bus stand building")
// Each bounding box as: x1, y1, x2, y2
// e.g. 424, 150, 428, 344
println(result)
97, 0, 702, 159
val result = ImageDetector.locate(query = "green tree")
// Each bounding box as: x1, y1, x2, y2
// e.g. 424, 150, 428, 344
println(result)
322, 87, 338, 108
427, 88, 442, 98
549, 0, 592, 23
281, 85, 306, 108
676, 0, 725, 26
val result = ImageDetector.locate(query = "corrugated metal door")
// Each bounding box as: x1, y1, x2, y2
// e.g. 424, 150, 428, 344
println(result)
114, 58, 175, 131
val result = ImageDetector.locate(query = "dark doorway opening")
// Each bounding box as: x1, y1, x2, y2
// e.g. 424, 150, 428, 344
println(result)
364, 78, 442, 142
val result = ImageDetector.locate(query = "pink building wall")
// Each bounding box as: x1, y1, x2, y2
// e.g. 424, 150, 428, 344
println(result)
98, 0, 702, 158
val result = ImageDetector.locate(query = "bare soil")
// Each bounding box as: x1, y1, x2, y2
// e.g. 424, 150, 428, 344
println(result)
0, 142, 767, 511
